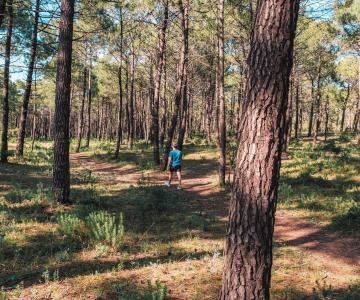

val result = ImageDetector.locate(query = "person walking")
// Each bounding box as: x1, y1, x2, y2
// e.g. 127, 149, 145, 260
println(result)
164, 142, 182, 189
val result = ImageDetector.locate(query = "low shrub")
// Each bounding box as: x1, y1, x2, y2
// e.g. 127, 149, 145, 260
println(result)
86, 210, 124, 247
57, 213, 83, 239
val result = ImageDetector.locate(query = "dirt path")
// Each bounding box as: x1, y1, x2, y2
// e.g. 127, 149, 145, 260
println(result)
71, 152, 360, 290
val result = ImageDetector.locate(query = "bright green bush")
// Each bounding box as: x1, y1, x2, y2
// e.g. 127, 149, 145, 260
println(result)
86, 211, 124, 247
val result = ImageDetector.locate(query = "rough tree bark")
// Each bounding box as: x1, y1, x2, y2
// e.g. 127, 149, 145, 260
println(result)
16, 0, 41, 156
162, 0, 188, 169
1, 0, 13, 163
219, 0, 300, 298
152, 0, 169, 164
217, 0, 226, 185
53, 0, 75, 204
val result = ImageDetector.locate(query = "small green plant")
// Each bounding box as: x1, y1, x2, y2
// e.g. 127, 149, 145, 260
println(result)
311, 280, 334, 300
42, 269, 50, 284
86, 211, 124, 247
143, 280, 168, 300
57, 213, 82, 239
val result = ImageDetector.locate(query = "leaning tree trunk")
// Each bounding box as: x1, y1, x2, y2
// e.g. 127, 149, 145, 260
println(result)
16, 0, 40, 156
217, 0, 226, 185
0, 0, 7, 28
53, 0, 75, 204
1, 0, 13, 163
162, 0, 188, 169
219, 0, 300, 299
152, 0, 169, 164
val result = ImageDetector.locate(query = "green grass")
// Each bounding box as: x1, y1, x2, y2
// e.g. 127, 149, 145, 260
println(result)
0, 137, 359, 299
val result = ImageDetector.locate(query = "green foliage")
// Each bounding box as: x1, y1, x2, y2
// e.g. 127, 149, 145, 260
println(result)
117, 280, 168, 300
86, 211, 124, 247
57, 214, 83, 239
143, 280, 168, 300
4, 182, 52, 204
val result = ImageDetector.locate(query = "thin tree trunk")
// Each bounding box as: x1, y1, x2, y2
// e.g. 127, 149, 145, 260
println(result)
308, 79, 315, 137
284, 74, 293, 151
53, 0, 75, 204
85, 47, 92, 148
159, 54, 168, 146
162, 0, 188, 169
115, 6, 124, 158
313, 64, 322, 144
217, 0, 226, 185
128, 51, 135, 149
76, 52, 87, 153
16, 0, 40, 156
340, 84, 350, 132
294, 80, 300, 139
219, 0, 300, 298
177, 67, 188, 150
152, 0, 168, 164
1, 0, 13, 163
31, 84, 37, 151
324, 96, 330, 141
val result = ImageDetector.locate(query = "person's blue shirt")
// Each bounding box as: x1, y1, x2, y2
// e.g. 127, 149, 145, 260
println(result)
169, 149, 182, 167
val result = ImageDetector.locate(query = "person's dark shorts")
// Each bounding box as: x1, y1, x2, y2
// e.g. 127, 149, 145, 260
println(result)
170, 165, 181, 172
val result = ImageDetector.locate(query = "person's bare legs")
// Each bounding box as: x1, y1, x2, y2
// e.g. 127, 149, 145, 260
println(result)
176, 170, 182, 188
168, 170, 172, 184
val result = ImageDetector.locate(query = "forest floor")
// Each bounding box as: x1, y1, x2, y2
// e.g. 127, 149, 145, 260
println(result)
0, 136, 359, 299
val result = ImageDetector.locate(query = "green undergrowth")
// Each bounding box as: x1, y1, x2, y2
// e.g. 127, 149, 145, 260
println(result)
0, 136, 359, 299
279, 136, 360, 233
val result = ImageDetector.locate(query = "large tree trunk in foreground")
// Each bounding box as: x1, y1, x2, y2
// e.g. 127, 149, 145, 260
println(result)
16, 0, 41, 156
152, 0, 169, 164
53, 0, 75, 204
219, 0, 299, 299
162, 0, 188, 169
217, 0, 226, 185
1, 0, 13, 163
